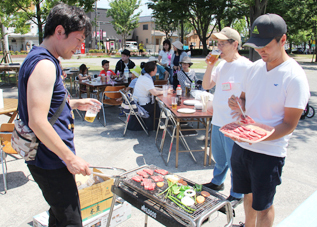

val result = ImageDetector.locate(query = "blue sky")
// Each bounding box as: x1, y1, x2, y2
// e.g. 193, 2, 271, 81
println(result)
97, 0, 153, 16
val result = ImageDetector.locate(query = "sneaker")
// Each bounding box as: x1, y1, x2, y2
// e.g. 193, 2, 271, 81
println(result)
118, 111, 125, 117
203, 182, 224, 191
239, 222, 245, 227
227, 195, 243, 208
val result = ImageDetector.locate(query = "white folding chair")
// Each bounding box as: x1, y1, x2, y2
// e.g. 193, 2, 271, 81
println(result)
119, 90, 148, 136
155, 97, 197, 165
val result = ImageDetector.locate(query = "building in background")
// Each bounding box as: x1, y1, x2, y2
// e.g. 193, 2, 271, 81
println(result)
133, 16, 178, 55
86, 8, 133, 53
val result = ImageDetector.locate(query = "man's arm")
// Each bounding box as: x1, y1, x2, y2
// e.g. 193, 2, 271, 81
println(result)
115, 61, 120, 74
27, 60, 90, 175
264, 107, 303, 141
202, 63, 216, 90
164, 70, 169, 80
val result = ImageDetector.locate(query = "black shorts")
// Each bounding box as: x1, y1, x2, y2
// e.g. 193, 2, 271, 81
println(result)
231, 143, 285, 211
28, 165, 82, 227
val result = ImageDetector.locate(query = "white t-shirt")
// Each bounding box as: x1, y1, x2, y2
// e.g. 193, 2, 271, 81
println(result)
159, 49, 174, 66
237, 58, 310, 157
211, 56, 253, 127
133, 74, 155, 105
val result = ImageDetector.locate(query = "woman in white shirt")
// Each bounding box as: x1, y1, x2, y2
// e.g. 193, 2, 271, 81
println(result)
128, 62, 166, 131
158, 39, 174, 83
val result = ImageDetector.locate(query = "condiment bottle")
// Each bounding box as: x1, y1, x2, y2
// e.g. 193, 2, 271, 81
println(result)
176, 85, 182, 106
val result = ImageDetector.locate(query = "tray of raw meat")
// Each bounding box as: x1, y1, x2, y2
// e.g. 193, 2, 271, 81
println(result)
220, 115, 275, 143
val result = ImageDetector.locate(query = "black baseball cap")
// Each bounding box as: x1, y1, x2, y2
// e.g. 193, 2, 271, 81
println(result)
121, 49, 130, 56
244, 14, 287, 49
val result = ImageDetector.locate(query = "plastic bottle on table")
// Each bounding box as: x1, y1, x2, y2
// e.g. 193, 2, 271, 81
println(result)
191, 80, 195, 91
176, 85, 182, 106
124, 68, 129, 82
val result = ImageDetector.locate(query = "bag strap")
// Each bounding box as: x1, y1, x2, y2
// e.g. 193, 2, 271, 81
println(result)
181, 70, 193, 83
17, 93, 67, 126
48, 93, 67, 125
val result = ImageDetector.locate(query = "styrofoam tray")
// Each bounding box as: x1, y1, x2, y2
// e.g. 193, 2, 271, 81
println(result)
219, 121, 275, 143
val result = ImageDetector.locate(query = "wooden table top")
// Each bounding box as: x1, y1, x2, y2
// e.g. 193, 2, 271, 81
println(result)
158, 94, 213, 118
0, 98, 18, 114
0, 65, 21, 71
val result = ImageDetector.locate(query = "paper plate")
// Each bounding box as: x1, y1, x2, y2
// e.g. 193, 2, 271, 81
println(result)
183, 100, 201, 106
177, 108, 196, 114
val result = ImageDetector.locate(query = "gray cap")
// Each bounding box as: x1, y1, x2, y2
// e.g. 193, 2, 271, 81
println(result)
244, 14, 287, 49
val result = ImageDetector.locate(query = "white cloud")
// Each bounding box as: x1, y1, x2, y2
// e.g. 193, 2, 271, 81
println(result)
97, 0, 153, 16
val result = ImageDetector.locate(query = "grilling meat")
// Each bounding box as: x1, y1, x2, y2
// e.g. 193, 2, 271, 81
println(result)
143, 169, 154, 175
155, 169, 169, 175
151, 175, 164, 182
132, 175, 143, 182
137, 170, 149, 178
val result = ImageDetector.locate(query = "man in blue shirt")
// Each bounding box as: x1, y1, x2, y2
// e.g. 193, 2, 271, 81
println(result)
18, 3, 101, 226
148, 56, 169, 80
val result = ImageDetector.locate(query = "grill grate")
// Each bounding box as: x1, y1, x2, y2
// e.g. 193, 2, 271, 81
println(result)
119, 164, 227, 221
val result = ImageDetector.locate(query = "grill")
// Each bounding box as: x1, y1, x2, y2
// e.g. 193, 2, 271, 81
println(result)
100, 165, 233, 227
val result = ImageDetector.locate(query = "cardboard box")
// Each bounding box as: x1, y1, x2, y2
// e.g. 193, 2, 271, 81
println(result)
77, 169, 114, 209
33, 201, 132, 227
82, 201, 132, 227
81, 197, 112, 221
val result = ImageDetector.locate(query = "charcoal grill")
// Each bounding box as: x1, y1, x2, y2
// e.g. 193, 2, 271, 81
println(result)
93, 165, 233, 227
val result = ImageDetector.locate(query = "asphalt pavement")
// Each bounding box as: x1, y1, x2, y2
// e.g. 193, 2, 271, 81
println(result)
0, 56, 316, 227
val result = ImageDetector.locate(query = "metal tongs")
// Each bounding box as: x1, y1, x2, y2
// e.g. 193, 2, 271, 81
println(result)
235, 96, 246, 118
89, 166, 127, 178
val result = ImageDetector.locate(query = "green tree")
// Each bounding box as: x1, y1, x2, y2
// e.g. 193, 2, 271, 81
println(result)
0, 0, 95, 45
148, 0, 178, 39
107, 0, 141, 48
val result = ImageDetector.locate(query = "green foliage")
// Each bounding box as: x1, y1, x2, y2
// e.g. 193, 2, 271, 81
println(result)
148, 0, 179, 38
107, 0, 141, 47
0, 0, 95, 44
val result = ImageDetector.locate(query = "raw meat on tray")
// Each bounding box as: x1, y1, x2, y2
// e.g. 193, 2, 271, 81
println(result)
151, 175, 164, 182
132, 175, 143, 182
155, 169, 168, 175
137, 170, 149, 178
143, 168, 154, 175
220, 115, 274, 143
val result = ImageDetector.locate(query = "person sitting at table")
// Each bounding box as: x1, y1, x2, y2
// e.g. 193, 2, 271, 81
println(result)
78, 64, 93, 93
148, 56, 169, 81
78, 64, 91, 80
127, 61, 167, 131
99, 60, 115, 77
177, 56, 197, 91
115, 49, 135, 75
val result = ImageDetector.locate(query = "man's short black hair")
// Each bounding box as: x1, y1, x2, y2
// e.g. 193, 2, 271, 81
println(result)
44, 3, 92, 39
102, 60, 109, 66
144, 62, 156, 74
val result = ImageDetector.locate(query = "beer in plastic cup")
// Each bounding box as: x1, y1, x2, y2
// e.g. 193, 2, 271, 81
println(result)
101, 74, 106, 83
163, 85, 168, 97
85, 105, 98, 123
206, 48, 221, 65
172, 97, 177, 109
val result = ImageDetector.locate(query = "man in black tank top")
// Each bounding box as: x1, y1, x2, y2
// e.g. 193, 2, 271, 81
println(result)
18, 3, 101, 226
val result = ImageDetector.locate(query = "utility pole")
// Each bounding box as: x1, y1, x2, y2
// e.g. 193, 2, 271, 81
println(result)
94, 1, 97, 49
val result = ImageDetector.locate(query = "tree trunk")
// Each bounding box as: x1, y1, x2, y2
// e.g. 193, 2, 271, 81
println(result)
248, 0, 268, 62
36, 2, 43, 44
200, 36, 208, 56
181, 19, 184, 44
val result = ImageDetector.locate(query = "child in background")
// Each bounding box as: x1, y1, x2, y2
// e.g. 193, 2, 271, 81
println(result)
78, 64, 91, 80
99, 60, 115, 77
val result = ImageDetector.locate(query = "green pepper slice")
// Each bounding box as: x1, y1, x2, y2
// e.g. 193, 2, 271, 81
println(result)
177, 191, 185, 199
195, 184, 202, 192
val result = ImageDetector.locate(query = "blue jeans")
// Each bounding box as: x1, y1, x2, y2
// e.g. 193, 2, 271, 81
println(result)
211, 125, 243, 199
165, 67, 173, 84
